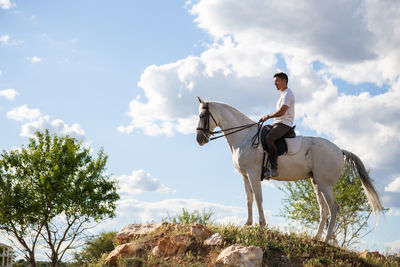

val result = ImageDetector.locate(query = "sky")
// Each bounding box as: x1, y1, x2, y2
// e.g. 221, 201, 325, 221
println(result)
1, 0, 400, 259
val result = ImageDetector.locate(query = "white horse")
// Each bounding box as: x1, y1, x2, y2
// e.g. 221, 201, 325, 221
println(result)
195, 97, 383, 242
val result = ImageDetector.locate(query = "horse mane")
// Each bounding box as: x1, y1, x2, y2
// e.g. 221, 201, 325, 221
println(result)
210, 101, 255, 125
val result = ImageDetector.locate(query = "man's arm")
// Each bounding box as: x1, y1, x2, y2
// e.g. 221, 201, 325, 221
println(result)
261, 105, 289, 121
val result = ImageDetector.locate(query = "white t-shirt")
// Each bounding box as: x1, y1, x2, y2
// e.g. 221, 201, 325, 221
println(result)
273, 88, 295, 127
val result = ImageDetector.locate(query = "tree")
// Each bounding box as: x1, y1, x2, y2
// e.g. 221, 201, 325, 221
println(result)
278, 166, 379, 247
73, 231, 116, 265
0, 130, 119, 267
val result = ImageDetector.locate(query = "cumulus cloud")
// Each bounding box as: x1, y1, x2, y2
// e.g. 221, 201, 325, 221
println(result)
115, 198, 247, 224
119, 0, 400, 206
385, 178, 400, 193
0, 89, 19, 101
118, 38, 280, 136
115, 169, 173, 195
384, 239, 400, 254
7, 105, 86, 141
0, 0, 11, 9
26, 56, 42, 63
6, 104, 41, 121
0, 34, 10, 44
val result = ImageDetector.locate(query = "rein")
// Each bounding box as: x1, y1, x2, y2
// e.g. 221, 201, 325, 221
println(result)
197, 103, 264, 146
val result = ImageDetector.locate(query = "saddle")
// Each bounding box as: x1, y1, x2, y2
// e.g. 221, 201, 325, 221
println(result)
261, 125, 296, 156
260, 124, 296, 181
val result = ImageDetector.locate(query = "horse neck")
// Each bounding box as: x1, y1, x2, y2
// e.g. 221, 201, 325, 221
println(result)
211, 102, 256, 149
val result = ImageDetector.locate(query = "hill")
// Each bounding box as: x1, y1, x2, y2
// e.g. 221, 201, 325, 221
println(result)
88, 222, 400, 266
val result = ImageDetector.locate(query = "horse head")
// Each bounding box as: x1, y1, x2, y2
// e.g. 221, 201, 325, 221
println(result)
196, 97, 218, 146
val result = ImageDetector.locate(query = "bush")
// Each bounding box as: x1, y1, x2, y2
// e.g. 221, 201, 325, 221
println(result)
164, 208, 214, 225
74, 231, 117, 265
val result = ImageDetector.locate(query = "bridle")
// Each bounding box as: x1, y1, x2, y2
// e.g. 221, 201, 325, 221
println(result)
196, 102, 264, 146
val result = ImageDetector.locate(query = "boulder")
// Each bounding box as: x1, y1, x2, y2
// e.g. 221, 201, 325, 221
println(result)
215, 244, 263, 267
106, 242, 141, 266
359, 250, 385, 260
190, 223, 212, 240
204, 233, 224, 246
116, 222, 163, 242
153, 235, 191, 257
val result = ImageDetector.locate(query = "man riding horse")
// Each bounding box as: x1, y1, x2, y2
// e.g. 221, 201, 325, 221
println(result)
261, 72, 295, 178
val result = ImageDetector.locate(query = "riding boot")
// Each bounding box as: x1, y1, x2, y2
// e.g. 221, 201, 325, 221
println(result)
268, 153, 279, 177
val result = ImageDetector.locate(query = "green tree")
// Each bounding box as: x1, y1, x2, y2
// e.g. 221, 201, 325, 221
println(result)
0, 130, 119, 267
73, 231, 116, 265
278, 166, 378, 247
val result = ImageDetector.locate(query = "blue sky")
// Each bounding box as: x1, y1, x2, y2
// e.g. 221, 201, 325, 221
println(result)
2, 0, 400, 259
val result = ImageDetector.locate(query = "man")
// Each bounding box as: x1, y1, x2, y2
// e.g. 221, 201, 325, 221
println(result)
261, 72, 295, 177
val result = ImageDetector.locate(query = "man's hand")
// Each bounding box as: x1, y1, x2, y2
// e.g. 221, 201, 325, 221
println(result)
261, 115, 270, 122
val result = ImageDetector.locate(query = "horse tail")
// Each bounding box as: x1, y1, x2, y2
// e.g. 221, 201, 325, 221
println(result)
342, 150, 384, 219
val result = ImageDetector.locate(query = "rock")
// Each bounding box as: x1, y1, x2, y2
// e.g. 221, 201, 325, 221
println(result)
153, 235, 191, 257
106, 242, 141, 266
204, 233, 224, 246
215, 244, 263, 267
190, 223, 212, 240
152, 246, 162, 257
359, 250, 385, 260
116, 222, 163, 242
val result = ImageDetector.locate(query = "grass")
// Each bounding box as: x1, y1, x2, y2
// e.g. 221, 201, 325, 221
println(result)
82, 223, 400, 267
76, 209, 399, 266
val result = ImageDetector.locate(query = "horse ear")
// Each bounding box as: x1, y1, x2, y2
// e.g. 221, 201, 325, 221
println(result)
197, 96, 204, 103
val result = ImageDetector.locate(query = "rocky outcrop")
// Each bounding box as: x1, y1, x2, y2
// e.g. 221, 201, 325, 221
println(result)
215, 244, 263, 267
204, 233, 224, 246
359, 250, 385, 260
106, 242, 142, 266
152, 235, 191, 257
115, 222, 163, 242
190, 223, 212, 240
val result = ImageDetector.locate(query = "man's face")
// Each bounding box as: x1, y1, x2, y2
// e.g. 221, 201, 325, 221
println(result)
274, 77, 287, 91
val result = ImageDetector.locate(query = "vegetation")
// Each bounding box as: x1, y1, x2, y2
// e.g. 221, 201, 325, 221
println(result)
278, 166, 381, 247
74, 232, 117, 265
164, 208, 214, 225
74, 223, 399, 267
0, 130, 119, 267
68, 210, 399, 267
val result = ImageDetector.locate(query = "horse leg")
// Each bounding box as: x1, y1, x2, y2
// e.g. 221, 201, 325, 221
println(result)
248, 172, 266, 227
311, 178, 329, 240
242, 175, 253, 225
319, 183, 339, 243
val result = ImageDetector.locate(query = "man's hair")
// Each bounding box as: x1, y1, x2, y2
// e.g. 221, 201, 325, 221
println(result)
274, 72, 288, 84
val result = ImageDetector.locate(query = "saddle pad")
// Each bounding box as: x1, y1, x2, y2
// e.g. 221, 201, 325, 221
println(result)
285, 136, 303, 155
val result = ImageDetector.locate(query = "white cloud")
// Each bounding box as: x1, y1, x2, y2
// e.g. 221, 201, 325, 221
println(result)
7, 105, 86, 141
0, 34, 23, 46
0, 89, 19, 101
120, 0, 400, 206
384, 240, 400, 254
26, 56, 42, 63
0, 0, 11, 9
7, 104, 41, 121
118, 38, 279, 136
115, 198, 247, 225
115, 169, 173, 195
0, 34, 9, 44
20, 115, 86, 141
385, 177, 400, 193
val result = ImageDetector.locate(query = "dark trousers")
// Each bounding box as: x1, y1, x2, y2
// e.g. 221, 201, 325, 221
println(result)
265, 123, 291, 169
